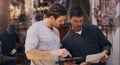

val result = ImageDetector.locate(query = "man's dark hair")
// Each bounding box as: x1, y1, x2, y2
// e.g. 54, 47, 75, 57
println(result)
7, 24, 16, 34
70, 7, 83, 18
46, 3, 67, 19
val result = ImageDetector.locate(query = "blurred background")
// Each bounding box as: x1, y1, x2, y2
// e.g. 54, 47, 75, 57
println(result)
0, 0, 119, 65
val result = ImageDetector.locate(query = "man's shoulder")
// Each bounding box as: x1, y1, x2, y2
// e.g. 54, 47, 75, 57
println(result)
83, 24, 99, 31
27, 22, 43, 31
84, 24, 97, 28
62, 30, 73, 42
31, 22, 43, 27
0, 30, 7, 39
0, 30, 7, 35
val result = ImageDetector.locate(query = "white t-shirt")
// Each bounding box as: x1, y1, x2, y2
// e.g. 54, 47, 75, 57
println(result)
25, 19, 60, 65
76, 30, 82, 35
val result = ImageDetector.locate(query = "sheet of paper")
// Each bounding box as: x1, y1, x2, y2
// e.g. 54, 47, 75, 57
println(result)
86, 52, 105, 63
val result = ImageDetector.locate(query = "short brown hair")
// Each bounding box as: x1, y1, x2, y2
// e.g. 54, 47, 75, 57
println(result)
46, 3, 67, 19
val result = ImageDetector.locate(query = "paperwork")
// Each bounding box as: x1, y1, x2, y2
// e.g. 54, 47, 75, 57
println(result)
86, 52, 105, 63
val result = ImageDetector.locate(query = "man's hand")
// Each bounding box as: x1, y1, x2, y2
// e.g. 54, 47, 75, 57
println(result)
64, 62, 91, 65
10, 49, 17, 55
64, 61, 77, 65
51, 48, 72, 57
80, 62, 91, 65
100, 53, 108, 63
100, 50, 109, 63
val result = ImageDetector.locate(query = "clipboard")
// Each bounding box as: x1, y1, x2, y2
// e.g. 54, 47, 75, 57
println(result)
56, 57, 83, 64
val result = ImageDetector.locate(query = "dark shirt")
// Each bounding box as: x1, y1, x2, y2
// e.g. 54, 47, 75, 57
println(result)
0, 30, 20, 56
62, 24, 112, 65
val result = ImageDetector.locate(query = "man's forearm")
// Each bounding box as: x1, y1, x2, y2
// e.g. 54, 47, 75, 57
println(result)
25, 48, 71, 60
25, 48, 55, 60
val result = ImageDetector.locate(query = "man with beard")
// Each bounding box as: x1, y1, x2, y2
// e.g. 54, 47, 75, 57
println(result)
62, 7, 112, 65
25, 3, 71, 65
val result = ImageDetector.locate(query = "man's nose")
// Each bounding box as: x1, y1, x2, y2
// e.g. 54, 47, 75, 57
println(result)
78, 22, 81, 25
61, 21, 65, 25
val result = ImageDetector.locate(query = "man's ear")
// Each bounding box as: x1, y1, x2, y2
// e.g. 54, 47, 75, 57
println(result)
49, 16, 55, 21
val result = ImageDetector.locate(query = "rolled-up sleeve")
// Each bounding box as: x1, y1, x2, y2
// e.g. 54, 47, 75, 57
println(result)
25, 26, 39, 52
97, 27, 112, 55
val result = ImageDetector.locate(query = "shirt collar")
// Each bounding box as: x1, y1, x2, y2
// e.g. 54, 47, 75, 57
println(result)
42, 18, 49, 25
69, 24, 89, 37
76, 30, 82, 35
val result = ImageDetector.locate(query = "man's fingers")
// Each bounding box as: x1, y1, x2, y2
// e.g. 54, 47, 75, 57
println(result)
67, 51, 72, 57
100, 55, 108, 63
58, 48, 72, 57
80, 62, 91, 65
64, 49, 72, 57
